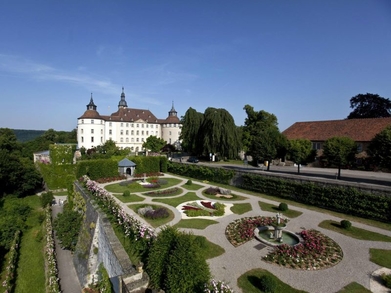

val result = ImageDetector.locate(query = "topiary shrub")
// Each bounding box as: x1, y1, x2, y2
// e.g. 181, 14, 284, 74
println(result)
278, 202, 288, 211
186, 179, 193, 185
258, 275, 276, 293
123, 190, 131, 197
340, 219, 352, 229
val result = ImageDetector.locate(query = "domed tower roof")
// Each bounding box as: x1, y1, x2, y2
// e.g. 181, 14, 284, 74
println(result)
78, 93, 102, 119
118, 87, 128, 109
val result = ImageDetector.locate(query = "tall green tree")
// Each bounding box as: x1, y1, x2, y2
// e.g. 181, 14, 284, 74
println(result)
347, 93, 391, 119
0, 128, 42, 197
143, 136, 166, 152
242, 105, 283, 169
322, 137, 357, 179
180, 107, 204, 154
287, 139, 315, 174
200, 107, 241, 160
367, 126, 391, 169
147, 226, 210, 292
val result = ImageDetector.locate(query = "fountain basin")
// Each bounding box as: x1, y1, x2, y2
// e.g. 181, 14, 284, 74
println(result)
255, 226, 301, 247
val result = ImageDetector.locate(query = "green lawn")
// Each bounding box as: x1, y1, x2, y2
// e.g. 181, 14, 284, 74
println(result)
231, 203, 252, 215
104, 178, 183, 193
237, 269, 307, 293
319, 220, 391, 242
14, 196, 46, 293
152, 192, 201, 207
258, 201, 303, 218
174, 218, 219, 229
337, 282, 372, 293
113, 193, 145, 203
192, 235, 225, 259
202, 191, 247, 201
181, 182, 204, 190
369, 249, 391, 269
127, 204, 175, 228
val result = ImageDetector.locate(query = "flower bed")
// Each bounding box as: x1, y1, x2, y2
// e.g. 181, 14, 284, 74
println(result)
225, 217, 343, 270
181, 201, 225, 217
225, 216, 288, 247
263, 229, 343, 270
145, 187, 180, 196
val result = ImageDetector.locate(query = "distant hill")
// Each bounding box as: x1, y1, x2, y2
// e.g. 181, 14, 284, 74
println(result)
12, 129, 46, 142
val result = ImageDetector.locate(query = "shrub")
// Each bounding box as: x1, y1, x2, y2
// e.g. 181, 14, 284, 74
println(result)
205, 187, 219, 195
144, 208, 169, 219
186, 179, 193, 185
40, 191, 54, 208
278, 202, 288, 211
123, 190, 131, 197
340, 219, 352, 229
258, 275, 276, 293
382, 273, 391, 289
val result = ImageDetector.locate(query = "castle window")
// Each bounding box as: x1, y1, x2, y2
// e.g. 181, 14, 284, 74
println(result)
142, 138, 144, 142
121, 123, 123, 127
142, 124, 144, 128
120, 138, 123, 142
81, 136, 84, 142
137, 130, 139, 135
109, 122, 112, 127
126, 130, 129, 135
126, 138, 129, 142
81, 129, 84, 134
109, 130, 112, 135
142, 131, 144, 135
131, 124, 134, 127
101, 129, 103, 134
91, 120, 94, 124
146, 124, 148, 128
101, 137, 103, 142
131, 130, 134, 135
137, 124, 139, 128
136, 138, 139, 142
146, 131, 149, 135
81, 119, 84, 124
91, 129, 94, 134
91, 137, 94, 143
120, 130, 123, 135
131, 138, 134, 142
169, 131, 171, 135
126, 123, 128, 127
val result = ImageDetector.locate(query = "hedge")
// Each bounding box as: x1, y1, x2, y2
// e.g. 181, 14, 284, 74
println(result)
167, 162, 235, 185
240, 173, 391, 222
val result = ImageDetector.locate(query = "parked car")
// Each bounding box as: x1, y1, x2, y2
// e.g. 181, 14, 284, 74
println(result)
187, 157, 199, 163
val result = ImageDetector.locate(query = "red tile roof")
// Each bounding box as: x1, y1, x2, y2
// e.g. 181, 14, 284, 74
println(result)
282, 117, 391, 142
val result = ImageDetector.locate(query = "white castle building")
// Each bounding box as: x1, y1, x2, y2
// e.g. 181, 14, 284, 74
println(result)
77, 88, 181, 151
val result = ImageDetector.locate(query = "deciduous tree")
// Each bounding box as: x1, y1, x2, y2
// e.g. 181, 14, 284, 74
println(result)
347, 93, 391, 119
322, 137, 357, 179
367, 126, 391, 170
287, 139, 316, 174
180, 107, 204, 154
242, 105, 283, 169
143, 136, 166, 153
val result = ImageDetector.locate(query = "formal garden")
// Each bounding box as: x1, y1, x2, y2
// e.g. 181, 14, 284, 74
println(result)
84, 172, 391, 293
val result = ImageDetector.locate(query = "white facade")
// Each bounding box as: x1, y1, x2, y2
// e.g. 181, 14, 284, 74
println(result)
77, 89, 181, 151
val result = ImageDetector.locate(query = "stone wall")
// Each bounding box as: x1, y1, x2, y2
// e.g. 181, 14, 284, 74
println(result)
73, 182, 149, 293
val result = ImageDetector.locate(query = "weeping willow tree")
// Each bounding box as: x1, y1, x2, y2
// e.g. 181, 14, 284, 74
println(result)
200, 107, 241, 159
180, 107, 204, 154
180, 107, 241, 159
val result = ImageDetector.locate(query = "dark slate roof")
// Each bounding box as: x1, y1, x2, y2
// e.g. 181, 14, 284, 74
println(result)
118, 158, 136, 167
282, 117, 391, 142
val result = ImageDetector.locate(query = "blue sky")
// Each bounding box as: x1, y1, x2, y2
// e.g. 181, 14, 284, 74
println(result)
1, 1, 390, 132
